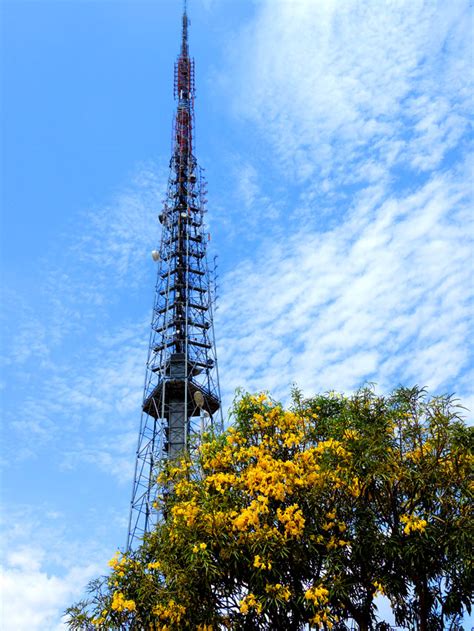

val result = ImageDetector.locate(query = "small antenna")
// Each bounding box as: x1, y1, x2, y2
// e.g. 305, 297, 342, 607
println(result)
181, 0, 189, 54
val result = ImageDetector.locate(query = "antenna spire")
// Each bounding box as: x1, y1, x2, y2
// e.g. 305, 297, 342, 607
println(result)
181, 0, 189, 55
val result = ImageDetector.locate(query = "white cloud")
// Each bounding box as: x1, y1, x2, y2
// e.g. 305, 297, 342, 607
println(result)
3, 316, 147, 481
210, 0, 473, 415
71, 163, 165, 291
1, 165, 162, 478
0, 551, 100, 631
217, 165, 473, 406
229, 0, 471, 191
0, 507, 114, 631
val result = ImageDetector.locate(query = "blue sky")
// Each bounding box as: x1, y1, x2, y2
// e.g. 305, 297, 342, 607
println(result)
1, 0, 473, 628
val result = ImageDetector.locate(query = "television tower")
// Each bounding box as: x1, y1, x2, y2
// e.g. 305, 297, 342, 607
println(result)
127, 2, 222, 551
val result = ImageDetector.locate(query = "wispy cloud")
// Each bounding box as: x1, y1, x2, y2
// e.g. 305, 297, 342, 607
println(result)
3, 315, 147, 479
1, 551, 99, 631
1, 166, 164, 478
71, 163, 166, 291
232, 0, 470, 181
0, 506, 120, 630
217, 163, 472, 407
213, 0, 472, 413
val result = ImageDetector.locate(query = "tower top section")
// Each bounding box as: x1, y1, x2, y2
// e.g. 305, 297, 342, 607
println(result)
173, 0, 196, 163
181, 1, 189, 56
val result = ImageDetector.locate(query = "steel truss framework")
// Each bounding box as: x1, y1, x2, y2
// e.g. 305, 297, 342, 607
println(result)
127, 6, 222, 551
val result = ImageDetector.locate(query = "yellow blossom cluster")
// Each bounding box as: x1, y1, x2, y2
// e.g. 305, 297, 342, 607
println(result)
314, 438, 349, 459
91, 609, 108, 627
239, 593, 262, 614
157, 460, 192, 484
202, 442, 235, 469
326, 535, 349, 550
243, 455, 293, 501
305, 584, 329, 605
305, 585, 335, 629
174, 479, 195, 497
373, 580, 385, 596
108, 551, 129, 577
253, 554, 272, 570
110, 591, 136, 612
265, 583, 291, 601
202, 509, 233, 533
233, 495, 269, 531
147, 561, 162, 570
153, 599, 186, 625
310, 610, 335, 629
206, 471, 239, 493
322, 514, 349, 549
192, 542, 207, 553
238, 393, 269, 411
171, 500, 200, 527
347, 476, 362, 498
400, 514, 428, 535
277, 503, 305, 538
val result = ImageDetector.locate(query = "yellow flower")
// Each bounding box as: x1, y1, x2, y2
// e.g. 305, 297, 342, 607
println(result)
171, 500, 200, 527
253, 554, 272, 570
265, 583, 291, 601
108, 551, 120, 569
400, 514, 427, 535
315, 438, 349, 458
111, 591, 136, 612
233, 496, 268, 532
305, 584, 329, 605
277, 504, 305, 537
373, 580, 385, 596
239, 593, 262, 615
108, 551, 129, 577
91, 615, 106, 627
153, 599, 186, 623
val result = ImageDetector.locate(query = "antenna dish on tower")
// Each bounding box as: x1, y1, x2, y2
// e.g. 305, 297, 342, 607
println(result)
194, 391, 205, 408
151, 250, 160, 262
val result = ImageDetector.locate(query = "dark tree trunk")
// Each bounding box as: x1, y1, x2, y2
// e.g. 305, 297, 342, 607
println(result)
417, 578, 429, 631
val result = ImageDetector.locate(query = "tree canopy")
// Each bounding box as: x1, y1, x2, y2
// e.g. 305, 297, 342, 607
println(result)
66, 386, 473, 630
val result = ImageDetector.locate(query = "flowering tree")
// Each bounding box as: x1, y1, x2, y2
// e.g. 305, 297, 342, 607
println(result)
66, 387, 473, 630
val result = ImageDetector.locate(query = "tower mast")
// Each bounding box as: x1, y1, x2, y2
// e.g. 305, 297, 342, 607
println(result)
127, 3, 222, 551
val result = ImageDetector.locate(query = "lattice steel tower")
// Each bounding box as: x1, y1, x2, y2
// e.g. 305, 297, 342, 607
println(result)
127, 3, 222, 551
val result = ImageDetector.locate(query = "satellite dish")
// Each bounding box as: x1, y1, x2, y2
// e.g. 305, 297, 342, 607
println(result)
194, 391, 205, 408
151, 250, 160, 262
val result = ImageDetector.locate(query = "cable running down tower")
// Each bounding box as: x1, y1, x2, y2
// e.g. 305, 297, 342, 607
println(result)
127, 4, 222, 551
